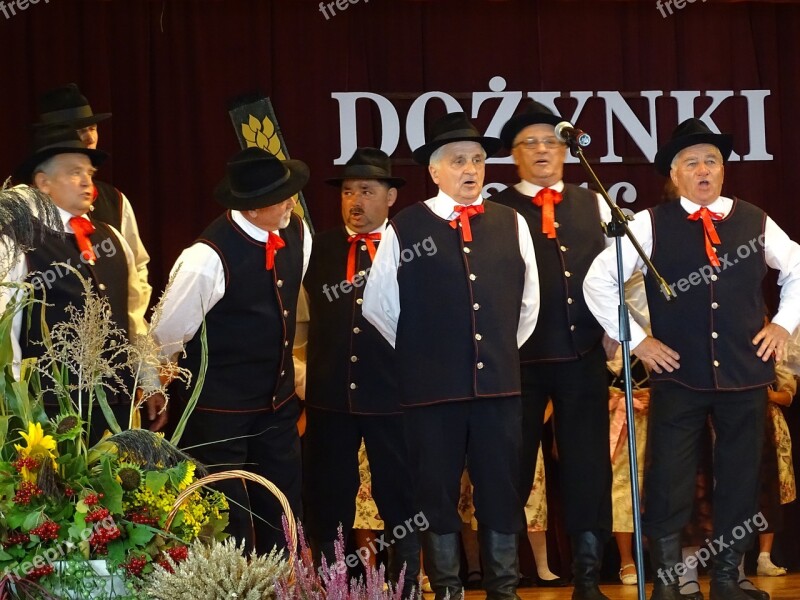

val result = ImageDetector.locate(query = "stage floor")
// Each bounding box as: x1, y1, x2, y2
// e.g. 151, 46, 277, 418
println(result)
456, 575, 800, 599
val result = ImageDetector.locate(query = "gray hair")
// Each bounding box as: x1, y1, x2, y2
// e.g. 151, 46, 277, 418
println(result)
670, 145, 723, 171
429, 144, 487, 167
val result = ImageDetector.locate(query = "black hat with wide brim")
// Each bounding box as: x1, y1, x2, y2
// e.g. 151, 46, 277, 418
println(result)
326, 147, 405, 188
412, 112, 502, 165
214, 147, 310, 210
654, 118, 733, 176
499, 100, 563, 149
14, 124, 108, 184
32, 83, 112, 130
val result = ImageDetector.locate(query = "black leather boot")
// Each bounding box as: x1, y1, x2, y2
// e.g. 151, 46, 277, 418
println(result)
478, 529, 521, 600
571, 531, 610, 600
421, 532, 463, 600
647, 533, 685, 600
709, 547, 768, 600
388, 532, 421, 599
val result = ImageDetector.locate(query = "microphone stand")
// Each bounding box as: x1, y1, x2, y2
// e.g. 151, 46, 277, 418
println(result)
565, 138, 675, 600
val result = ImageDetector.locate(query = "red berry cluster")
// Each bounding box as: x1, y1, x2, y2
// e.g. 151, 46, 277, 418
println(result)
126, 509, 158, 526
30, 521, 60, 542
83, 492, 104, 506
64, 486, 75, 497
27, 564, 54, 580
156, 558, 174, 573
123, 555, 148, 578
12, 457, 40, 473
13, 481, 43, 505
85, 508, 111, 523
167, 545, 189, 562
89, 523, 121, 554
3, 532, 30, 548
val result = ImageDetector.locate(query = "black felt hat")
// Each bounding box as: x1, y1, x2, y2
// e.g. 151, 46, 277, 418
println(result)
325, 147, 405, 188
14, 124, 108, 184
412, 112, 502, 165
654, 118, 733, 176
32, 83, 112, 130
499, 100, 563, 150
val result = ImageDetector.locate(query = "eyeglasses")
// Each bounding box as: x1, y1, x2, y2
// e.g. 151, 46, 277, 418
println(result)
513, 137, 563, 149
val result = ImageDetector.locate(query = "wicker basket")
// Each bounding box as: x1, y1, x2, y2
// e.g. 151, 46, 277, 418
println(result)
165, 468, 297, 574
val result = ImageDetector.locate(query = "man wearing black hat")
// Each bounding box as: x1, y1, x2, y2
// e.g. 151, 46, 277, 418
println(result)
584, 118, 800, 600
302, 147, 419, 592
30, 83, 151, 317
364, 112, 540, 600
152, 147, 311, 553
491, 102, 613, 600
4, 124, 150, 435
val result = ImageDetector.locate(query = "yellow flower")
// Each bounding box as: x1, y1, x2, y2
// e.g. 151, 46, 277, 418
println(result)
14, 422, 58, 482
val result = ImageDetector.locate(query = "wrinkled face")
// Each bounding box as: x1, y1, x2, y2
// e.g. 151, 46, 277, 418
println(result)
341, 179, 397, 233
76, 124, 99, 149
511, 123, 567, 188
245, 195, 297, 231
670, 144, 725, 206
429, 141, 485, 205
34, 153, 96, 216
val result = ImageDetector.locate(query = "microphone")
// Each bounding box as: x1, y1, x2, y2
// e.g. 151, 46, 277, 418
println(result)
554, 121, 591, 147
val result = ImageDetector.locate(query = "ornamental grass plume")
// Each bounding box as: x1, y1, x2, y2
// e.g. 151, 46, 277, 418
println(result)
144, 537, 290, 600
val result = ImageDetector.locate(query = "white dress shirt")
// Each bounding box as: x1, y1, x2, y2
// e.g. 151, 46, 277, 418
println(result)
0, 206, 147, 377
153, 210, 312, 361
583, 195, 800, 349
363, 190, 540, 348
118, 192, 152, 310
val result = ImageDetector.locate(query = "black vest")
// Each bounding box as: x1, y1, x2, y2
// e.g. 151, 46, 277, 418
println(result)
492, 184, 606, 362
391, 201, 525, 407
92, 181, 123, 232
181, 211, 304, 413
21, 218, 131, 403
644, 198, 774, 391
303, 227, 400, 415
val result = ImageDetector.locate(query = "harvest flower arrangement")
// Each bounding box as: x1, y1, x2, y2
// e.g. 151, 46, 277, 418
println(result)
0, 182, 227, 597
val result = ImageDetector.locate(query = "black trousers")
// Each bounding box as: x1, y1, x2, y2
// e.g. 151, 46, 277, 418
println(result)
643, 381, 766, 550
303, 408, 417, 542
519, 344, 612, 535
181, 400, 303, 554
403, 396, 525, 534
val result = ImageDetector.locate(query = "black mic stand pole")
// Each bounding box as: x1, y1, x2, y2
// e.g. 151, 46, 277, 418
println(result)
565, 138, 675, 600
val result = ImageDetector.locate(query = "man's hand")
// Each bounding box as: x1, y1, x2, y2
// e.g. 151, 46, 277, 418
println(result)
602, 332, 620, 360
632, 336, 680, 374
753, 322, 790, 362
146, 392, 168, 432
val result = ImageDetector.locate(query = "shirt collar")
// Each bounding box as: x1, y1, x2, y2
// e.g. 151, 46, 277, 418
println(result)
429, 189, 485, 220
515, 180, 565, 198
345, 219, 388, 237
231, 209, 273, 242
59, 207, 90, 233
679, 195, 732, 217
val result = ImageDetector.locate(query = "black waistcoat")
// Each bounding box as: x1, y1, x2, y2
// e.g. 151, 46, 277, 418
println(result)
92, 181, 123, 232
644, 198, 774, 391
181, 211, 303, 413
492, 184, 606, 362
21, 218, 131, 403
391, 200, 525, 407
303, 226, 400, 415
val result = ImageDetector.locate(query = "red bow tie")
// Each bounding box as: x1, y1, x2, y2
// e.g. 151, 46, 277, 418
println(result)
449, 204, 484, 242
347, 233, 381, 282
265, 232, 285, 270
687, 207, 724, 267
69, 216, 97, 264
531, 188, 563, 239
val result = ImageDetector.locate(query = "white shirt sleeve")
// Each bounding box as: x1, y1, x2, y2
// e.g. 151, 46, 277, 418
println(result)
107, 225, 149, 339
151, 243, 227, 361
515, 213, 540, 347
596, 193, 615, 248
301, 219, 312, 278
118, 193, 152, 310
583, 209, 654, 349
0, 245, 29, 378
764, 216, 800, 336
362, 225, 401, 348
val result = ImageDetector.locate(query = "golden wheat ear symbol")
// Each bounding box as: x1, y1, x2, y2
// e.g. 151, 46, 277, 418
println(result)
240, 114, 285, 158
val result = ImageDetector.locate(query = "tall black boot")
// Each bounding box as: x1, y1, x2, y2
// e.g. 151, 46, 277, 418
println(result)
388, 532, 421, 599
647, 533, 685, 600
709, 547, 768, 600
571, 531, 610, 600
421, 532, 463, 600
478, 529, 521, 600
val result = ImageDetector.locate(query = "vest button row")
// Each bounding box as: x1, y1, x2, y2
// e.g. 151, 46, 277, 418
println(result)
353, 327, 361, 334
358, 270, 366, 277
710, 275, 718, 282
277, 280, 284, 288
98, 283, 107, 291
360, 244, 367, 251
475, 333, 482, 341
351, 355, 358, 362
350, 382, 357, 390
283, 309, 290, 317
464, 247, 471, 254
356, 298, 363, 305
565, 271, 572, 278
473, 303, 480, 311
560, 245, 568, 252
567, 297, 574, 304
713, 360, 720, 367
477, 362, 484, 369
570, 325, 576, 332
284, 340, 289, 347
712, 332, 719, 339
469, 273, 477, 281
711, 302, 719, 309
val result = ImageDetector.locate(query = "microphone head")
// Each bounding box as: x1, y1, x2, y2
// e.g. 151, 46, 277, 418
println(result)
554, 121, 573, 143
554, 121, 591, 147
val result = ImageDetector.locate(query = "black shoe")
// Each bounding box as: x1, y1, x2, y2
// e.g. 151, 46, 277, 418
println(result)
709, 545, 768, 600
647, 533, 684, 600
571, 531, 609, 600
464, 570, 483, 590
678, 581, 704, 600
478, 529, 521, 600
421, 532, 463, 600
534, 575, 568, 587
738, 580, 770, 600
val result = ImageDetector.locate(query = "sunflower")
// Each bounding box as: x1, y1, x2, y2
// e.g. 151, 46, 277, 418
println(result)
14, 422, 58, 482
116, 463, 145, 492
51, 414, 83, 441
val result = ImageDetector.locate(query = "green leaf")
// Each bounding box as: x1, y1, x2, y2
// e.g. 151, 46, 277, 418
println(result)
0, 549, 12, 561
125, 523, 155, 547
146, 471, 168, 496
93, 386, 121, 435
98, 458, 123, 515
22, 510, 42, 531
171, 318, 207, 446
106, 538, 125, 564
